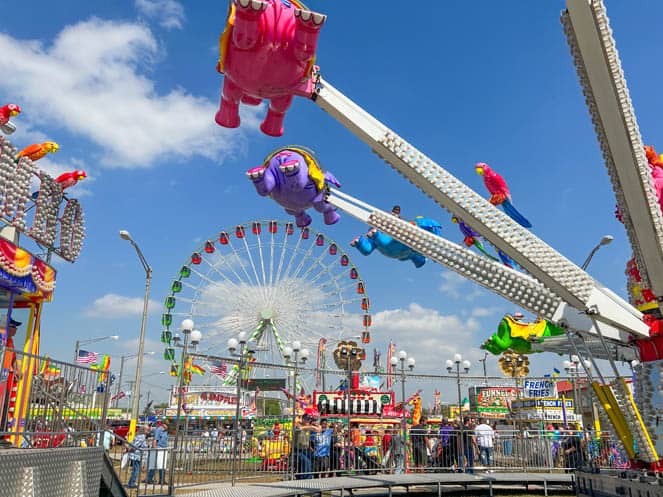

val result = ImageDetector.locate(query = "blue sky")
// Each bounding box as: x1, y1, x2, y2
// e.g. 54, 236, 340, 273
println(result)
0, 0, 661, 407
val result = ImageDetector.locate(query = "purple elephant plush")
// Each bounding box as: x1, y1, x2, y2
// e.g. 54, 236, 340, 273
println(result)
247, 146, 341, 227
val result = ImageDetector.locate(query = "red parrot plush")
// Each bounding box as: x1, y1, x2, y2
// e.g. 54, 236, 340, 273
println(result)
55, 170, 87, 190
475, 162, 532, 228
0, 104, 20, 126
17, 141, 59, 161
0, 104, 21, 134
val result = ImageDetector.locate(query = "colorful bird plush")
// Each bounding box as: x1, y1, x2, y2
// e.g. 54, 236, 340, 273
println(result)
55, 170, 87, 190
0, 104, 21, 125
498, 249, 515, 268
0, 104, 21, 134
475, 162, 532, 228
17, 141, 59, 162
451, 215, 497, 261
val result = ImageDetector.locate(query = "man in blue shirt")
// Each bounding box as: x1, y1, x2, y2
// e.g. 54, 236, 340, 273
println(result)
311, 418, 333, 477
146, 422, 169, 484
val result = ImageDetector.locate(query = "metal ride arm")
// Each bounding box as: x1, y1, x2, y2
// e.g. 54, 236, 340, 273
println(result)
563, 0, 663, 314
328, 188, 633, 348
312, 77, 648, 339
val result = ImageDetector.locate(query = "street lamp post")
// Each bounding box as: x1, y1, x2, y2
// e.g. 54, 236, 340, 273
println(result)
74, 335, 119, 362
227, 332, 259, 486
581, 235, 613, 270
119, 229, 152, 441
114, 351, 155, 408
479, 352, 488, 386
167, 319, 200, 496
447, 354, 470, 471
390, 350, 415, 443
284, 341, 309, 480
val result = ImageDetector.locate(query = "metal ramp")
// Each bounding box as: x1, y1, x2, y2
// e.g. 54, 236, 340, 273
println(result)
0, 447, 107, 497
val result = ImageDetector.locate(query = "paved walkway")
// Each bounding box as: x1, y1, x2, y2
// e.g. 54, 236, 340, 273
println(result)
183, 472, 575, 497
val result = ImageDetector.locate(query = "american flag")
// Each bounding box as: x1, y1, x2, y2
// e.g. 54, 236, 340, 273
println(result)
208, 360, 227, 378
111, 391, 126, 402
76, 350, 99, 364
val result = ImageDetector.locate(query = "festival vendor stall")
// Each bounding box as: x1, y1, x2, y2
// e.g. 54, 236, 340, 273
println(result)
164, 385, 252, 422
0, 133, 86, 445
0, 238, 56, 439
510, 380, 582, 425
314, 390, 394, 417
469, 386, 519, 420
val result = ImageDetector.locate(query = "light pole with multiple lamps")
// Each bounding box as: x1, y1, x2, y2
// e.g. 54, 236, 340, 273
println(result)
227, 332, 258, 486
119, 229, 152, 441
167, 319, 201, 496
284, 341, 309, 480
74, 335, 119, 362
113, 351, 155, 408
447, 354, 470, 470
390, 350, 415, 441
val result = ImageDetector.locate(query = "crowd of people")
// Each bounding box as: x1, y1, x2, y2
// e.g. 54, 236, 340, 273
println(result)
282, 415, 627, 478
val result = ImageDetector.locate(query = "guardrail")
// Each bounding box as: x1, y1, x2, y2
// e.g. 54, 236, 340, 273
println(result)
101, 424, 628, 494
0, 347, 111, 447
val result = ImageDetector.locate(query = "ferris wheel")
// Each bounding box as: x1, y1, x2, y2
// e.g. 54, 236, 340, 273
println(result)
160, 219, 372, 386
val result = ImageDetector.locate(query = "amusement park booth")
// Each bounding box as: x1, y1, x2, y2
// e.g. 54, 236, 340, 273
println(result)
469, 385, 519, 420
164, 385, 252, 423
0, 135, 86, 444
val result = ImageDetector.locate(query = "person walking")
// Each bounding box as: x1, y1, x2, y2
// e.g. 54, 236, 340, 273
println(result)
474, 418, 495, 469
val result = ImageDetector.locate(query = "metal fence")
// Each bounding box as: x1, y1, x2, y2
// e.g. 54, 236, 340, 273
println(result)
0, 347, 111, 448
102, 421, 630, 495
0, 346, 633, 494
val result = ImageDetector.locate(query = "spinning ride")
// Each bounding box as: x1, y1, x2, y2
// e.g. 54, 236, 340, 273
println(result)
161, 220, 371, 387
214, 0, 663, 469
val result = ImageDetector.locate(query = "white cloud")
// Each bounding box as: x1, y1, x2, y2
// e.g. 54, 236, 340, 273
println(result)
85, 293, 160, 317
438, 270, 467, 298
35, 157, 94, 197
135, 0, 185, 30
438, 269, 488, 301
0, 18, 261, 168
470, 306, 502, 318
373, 303, 482, 363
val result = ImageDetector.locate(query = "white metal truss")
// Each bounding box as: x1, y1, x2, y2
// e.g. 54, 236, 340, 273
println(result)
562, 0, 663, 313
328, 189, 637, 346
313, 77, 648, 338
528, 333, 636, 362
